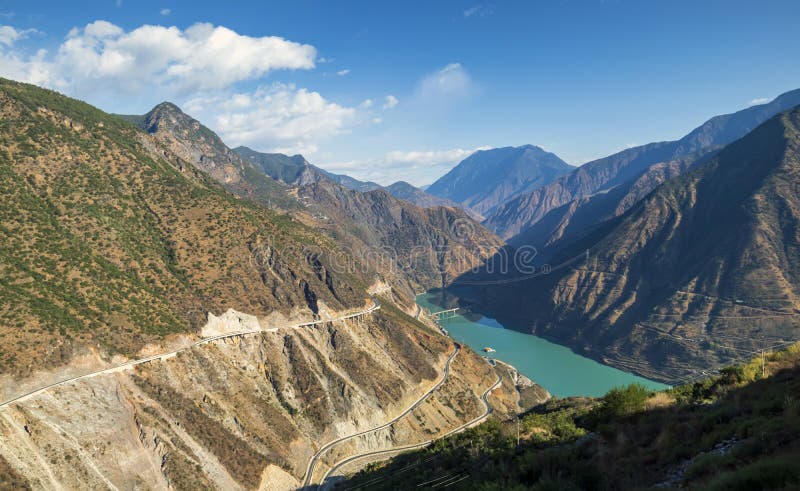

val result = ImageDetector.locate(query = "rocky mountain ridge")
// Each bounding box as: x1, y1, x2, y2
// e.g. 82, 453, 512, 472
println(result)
486, 88, 800, 241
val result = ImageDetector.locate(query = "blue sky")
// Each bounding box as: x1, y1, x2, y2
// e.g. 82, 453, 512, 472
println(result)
1, 0, 799, 185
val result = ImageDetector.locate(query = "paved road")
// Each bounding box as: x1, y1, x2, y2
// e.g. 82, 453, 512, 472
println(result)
302, 344, 461, 488
318, 373, 503, 489
0, 299, 381, 410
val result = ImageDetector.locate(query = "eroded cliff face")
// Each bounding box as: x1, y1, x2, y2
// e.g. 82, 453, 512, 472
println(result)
0, 304, 532, 490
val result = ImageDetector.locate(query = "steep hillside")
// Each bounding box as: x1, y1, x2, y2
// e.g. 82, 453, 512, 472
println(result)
0, 79, 369, 378
487, 88, 800, 239
0, 301, 527, 490
427, 145, 573, 217
510, 152, 705, 255
125, 108, 500, 300
152, 120, 500, 296
233, 146, 313, 184
343, 344, 800, 490
298, 181, 504, 292
466, 106, 800, 382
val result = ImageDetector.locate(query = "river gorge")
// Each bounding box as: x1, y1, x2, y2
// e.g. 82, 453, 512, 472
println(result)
417, 292, 667, 397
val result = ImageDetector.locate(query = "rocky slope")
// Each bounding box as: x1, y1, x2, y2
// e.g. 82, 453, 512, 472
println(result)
487, 88, 800, 240
510, 152, 706, 255
298, 181, 504, 292
0, 79, 527, 489
0, 80, 367, 378
462, 106, 800, 383
426, 145, 573, 217
119, 103, 298, 210
0, 303, 527, 490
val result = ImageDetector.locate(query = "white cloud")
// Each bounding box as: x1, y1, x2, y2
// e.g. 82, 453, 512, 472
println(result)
417, 63, 473, 100
0, 25, 35, 46
321, 146, 488, 186
0, 20, 317, 97
383, 148, 485, 166
160, 8, 171, 16
463, 4, 494, 18
185, 83, 356, 157
0, 21, 375, 163
372, 117, 383, 124
336, 68, 350, 76
382, 94, 398, 109
748, 97, 770, 106
360, 98, 373, 108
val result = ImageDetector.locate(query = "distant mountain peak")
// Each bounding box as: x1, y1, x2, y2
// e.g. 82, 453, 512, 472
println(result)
150, 100, 182, 112
426, 144, 573, 215
117, 102, 295, 209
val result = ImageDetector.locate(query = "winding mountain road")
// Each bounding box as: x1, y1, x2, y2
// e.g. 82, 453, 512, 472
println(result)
0, 299, 381, 410
302, 344, 462, 488
317, 373, 503, 489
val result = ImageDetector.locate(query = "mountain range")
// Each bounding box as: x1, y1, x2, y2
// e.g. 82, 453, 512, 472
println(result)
2, 68, 800, 490
122, 101, 500, 296
459, 103, 800, 383
0, 78, 527, 489
485, 88, 800, 245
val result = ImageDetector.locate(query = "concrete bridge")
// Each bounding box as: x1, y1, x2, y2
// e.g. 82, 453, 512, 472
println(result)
428, 308, 460, 320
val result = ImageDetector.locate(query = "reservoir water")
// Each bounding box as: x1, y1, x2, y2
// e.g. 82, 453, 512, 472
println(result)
416, 293, 668, 397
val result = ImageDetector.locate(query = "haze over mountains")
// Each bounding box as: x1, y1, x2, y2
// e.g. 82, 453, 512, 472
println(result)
383, 180, 463, 210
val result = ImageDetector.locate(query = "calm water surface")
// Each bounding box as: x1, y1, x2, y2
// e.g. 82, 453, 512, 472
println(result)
416, 292, 668, 397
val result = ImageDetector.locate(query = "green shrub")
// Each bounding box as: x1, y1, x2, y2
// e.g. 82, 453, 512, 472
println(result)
589, 383, 650, 425
704, 454, 800, 491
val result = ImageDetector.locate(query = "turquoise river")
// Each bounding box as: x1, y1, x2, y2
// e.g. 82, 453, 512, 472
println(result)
416, 293, 668, 397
